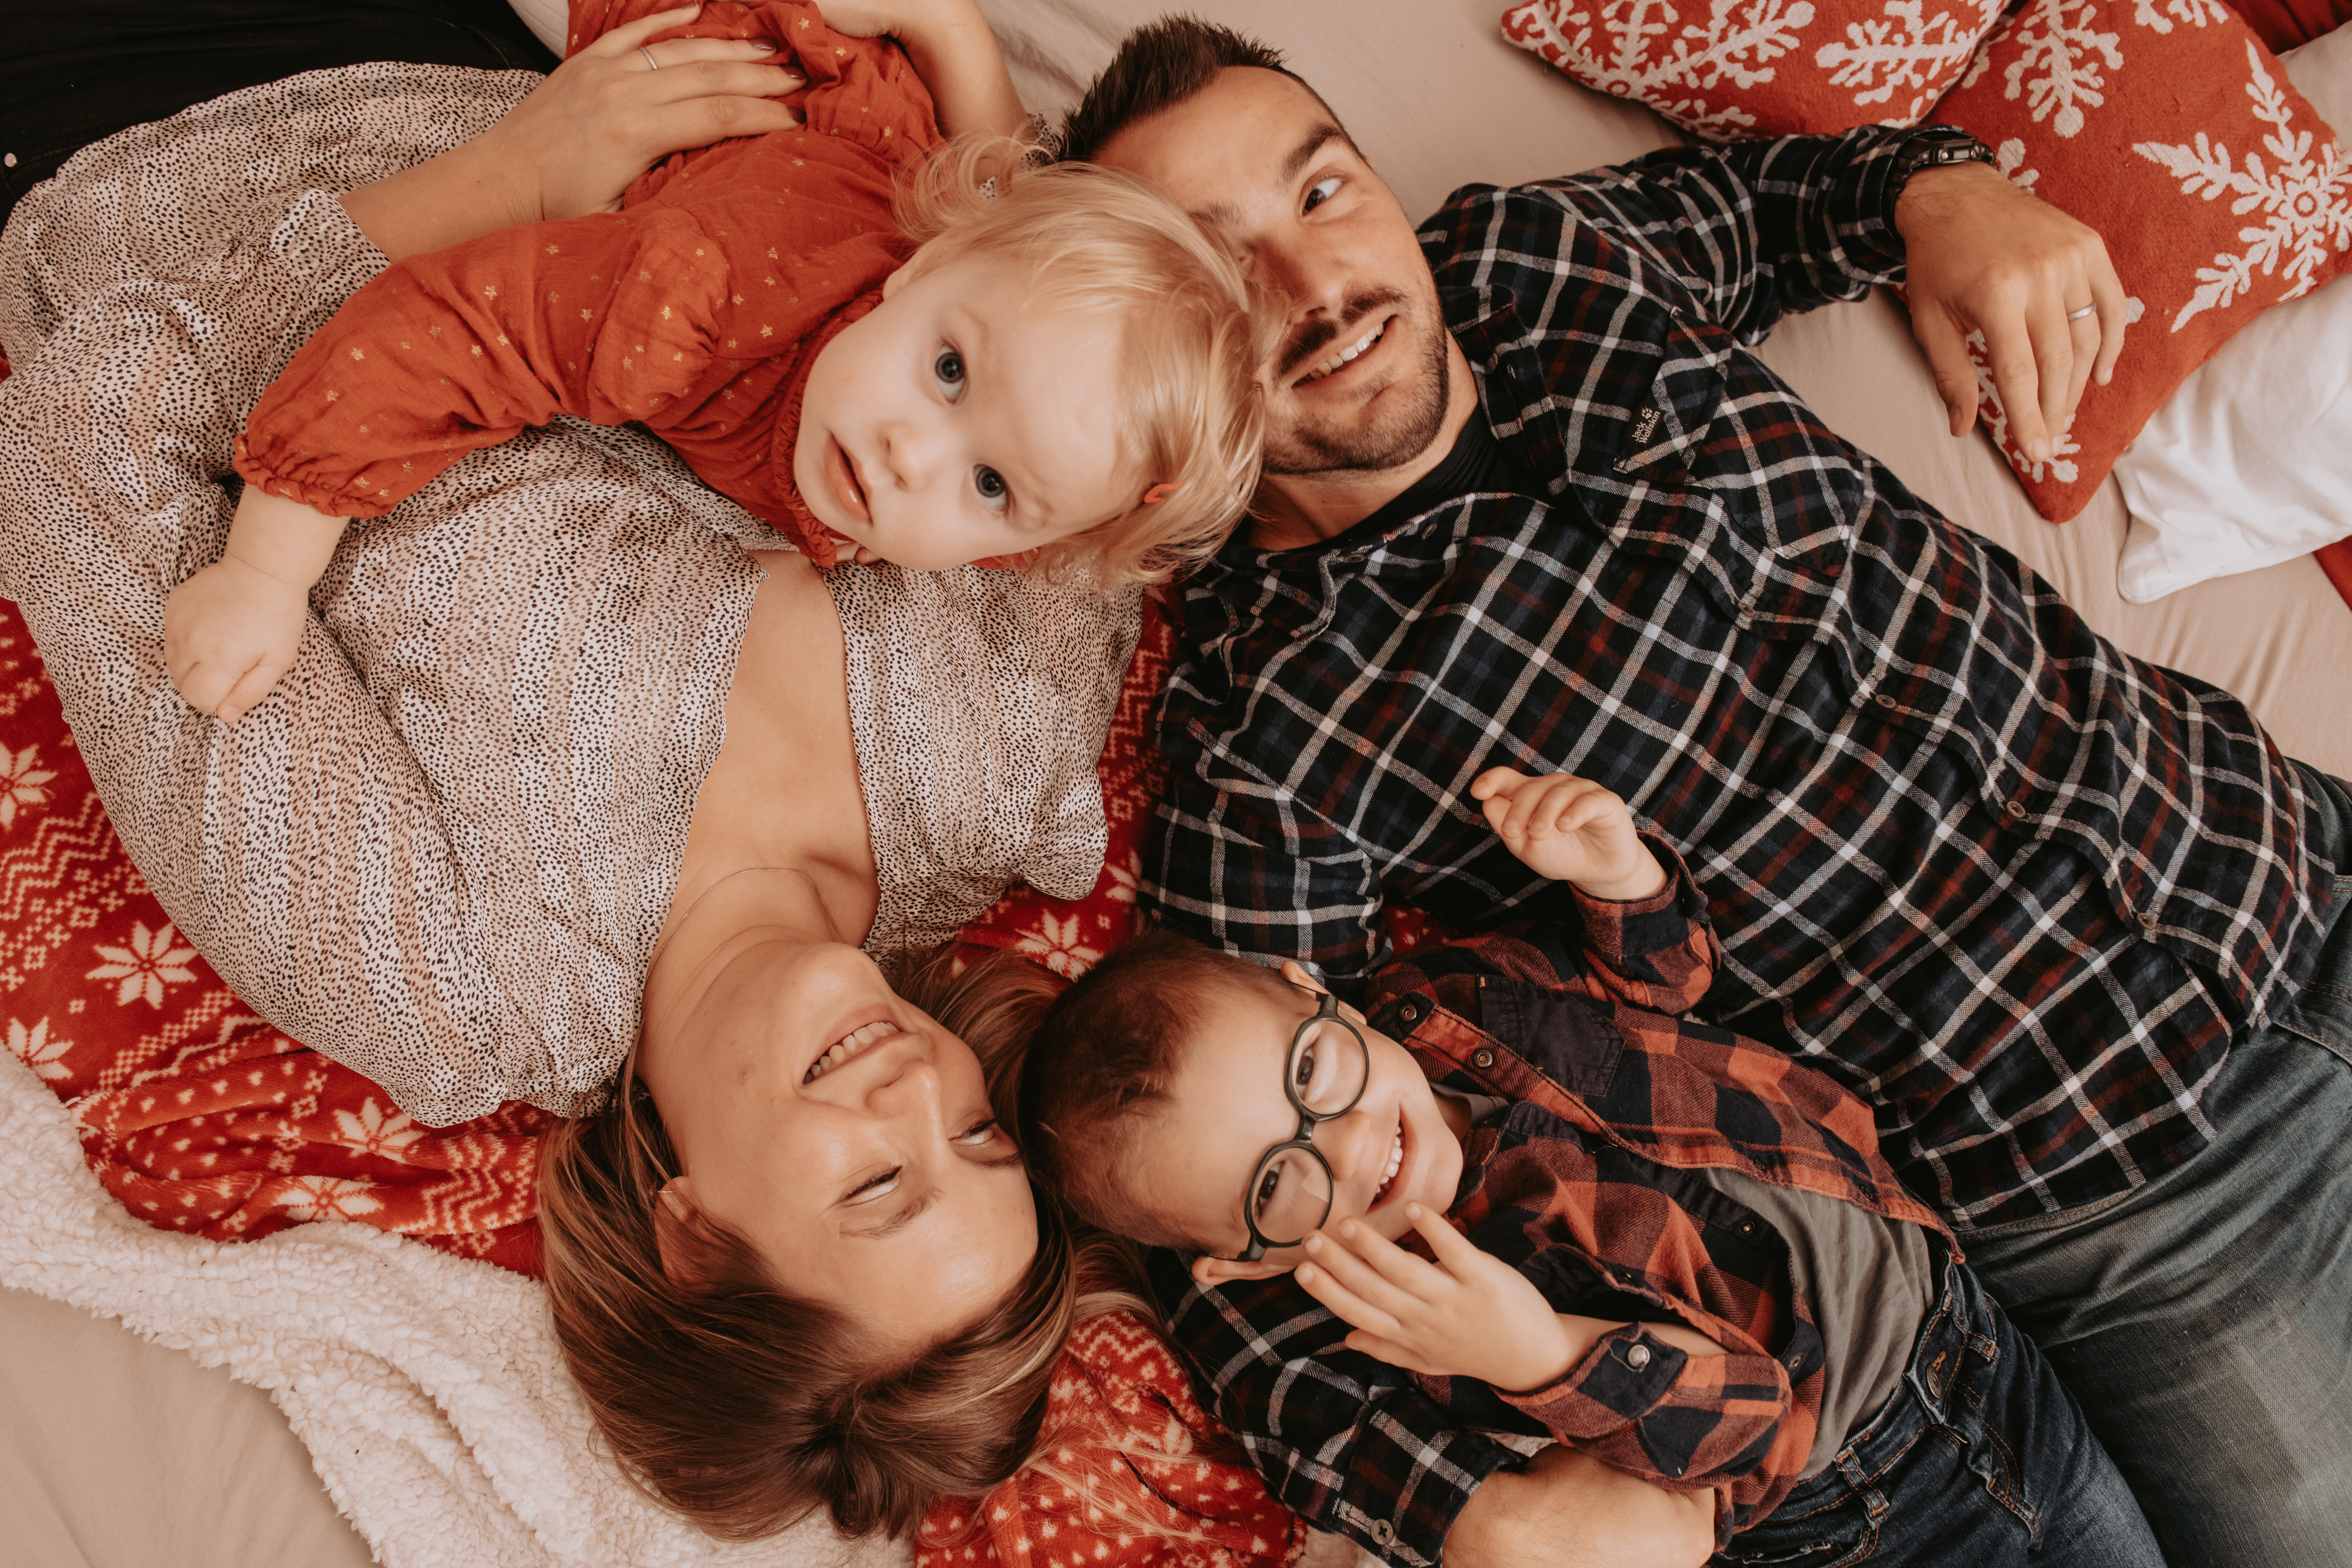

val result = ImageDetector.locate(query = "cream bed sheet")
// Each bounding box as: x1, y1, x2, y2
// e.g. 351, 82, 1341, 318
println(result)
7, 3, 2345, 1566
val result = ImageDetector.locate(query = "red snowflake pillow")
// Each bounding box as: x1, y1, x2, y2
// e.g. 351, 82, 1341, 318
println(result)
1935, 0, 2352, 520
1500, 0, 2006, 140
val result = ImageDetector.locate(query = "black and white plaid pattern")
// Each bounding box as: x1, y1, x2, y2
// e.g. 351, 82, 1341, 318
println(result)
1147, 126, 2333, 1231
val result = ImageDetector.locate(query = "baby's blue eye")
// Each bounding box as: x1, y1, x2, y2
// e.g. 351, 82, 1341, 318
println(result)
934, 344, 965, 400
973, 465, 1009, 513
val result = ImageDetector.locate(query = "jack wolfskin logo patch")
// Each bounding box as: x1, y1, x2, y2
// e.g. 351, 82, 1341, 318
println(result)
1614, 406, 1667, 472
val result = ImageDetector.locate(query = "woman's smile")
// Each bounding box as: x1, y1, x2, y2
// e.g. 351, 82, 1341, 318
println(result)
805, 1015, 905, 1083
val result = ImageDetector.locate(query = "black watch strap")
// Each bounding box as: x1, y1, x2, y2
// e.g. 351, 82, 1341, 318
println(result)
1889, 126, 1996, 201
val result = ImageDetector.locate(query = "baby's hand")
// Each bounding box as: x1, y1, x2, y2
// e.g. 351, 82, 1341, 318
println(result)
1296, 1205, 1588, 1391
164, 555, 308, 724
811, 0, 978, 42
1469, 767, 1667, 901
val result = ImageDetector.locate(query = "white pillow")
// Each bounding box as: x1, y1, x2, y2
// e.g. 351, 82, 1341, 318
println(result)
506, 0, 566, 55
2112, 26, 2352, 603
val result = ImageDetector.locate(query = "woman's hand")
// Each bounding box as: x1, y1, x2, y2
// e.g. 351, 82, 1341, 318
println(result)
1470, 768, 1667, 901
341, 5, 807, 262
1296, 1206, 1598, 1391
487, 6, 807, 222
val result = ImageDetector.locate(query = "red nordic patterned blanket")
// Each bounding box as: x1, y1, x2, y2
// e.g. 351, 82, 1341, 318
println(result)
0, 574, 1172, 1281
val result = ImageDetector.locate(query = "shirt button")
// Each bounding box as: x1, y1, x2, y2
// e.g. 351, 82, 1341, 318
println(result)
1789, 1352, 1805, 1370
2005, 800, 2029, 819
1370, 1520, 1396, 1547
1399, 1003, 1419, 1023
2140, 911, 2160, 931
1472, 1048, 1496, 1069
1873, 693, 1897, 709
1627, 1343, 1653, 1371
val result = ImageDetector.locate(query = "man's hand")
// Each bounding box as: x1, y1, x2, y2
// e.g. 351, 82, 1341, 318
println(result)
165, 554, 309, 724
1446, 1445, 1718, 1568
1470, 768, 1667, 900
1896, 160, 2127, 466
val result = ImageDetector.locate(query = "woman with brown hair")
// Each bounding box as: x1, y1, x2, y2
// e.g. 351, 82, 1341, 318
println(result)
0, 0, 1164, 1543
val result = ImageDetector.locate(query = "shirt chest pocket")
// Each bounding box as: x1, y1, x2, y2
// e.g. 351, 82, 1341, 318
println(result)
1548, 289, 1854, 627
1476, 975, 1625, 1098
1595, 299, 1727, 487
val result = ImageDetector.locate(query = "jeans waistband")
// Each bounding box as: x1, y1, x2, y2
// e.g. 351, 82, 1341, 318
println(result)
1807, 1239, 1992, 1505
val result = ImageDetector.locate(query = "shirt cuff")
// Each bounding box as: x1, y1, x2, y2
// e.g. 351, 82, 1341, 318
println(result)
1568, 833, 1711, 962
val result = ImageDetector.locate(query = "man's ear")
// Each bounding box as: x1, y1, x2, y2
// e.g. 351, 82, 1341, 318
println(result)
1192, 1251, 1292, 1288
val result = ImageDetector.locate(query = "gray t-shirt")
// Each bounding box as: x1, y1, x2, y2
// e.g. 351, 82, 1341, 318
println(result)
1695, 1165, 1935, 1476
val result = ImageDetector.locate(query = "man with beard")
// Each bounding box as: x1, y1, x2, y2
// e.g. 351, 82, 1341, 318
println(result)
1062, 17, 2352, 1568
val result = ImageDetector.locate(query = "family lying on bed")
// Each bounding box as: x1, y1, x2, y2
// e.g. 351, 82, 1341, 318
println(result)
9, 0, 2348, 1563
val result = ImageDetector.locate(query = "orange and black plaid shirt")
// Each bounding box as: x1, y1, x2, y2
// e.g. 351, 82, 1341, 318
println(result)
1150, 839, 1949, 1555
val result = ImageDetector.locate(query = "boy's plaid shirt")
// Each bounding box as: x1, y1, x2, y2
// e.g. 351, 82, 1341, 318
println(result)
1150, 843, 1951, 1559
1145, 125, 2334, 1233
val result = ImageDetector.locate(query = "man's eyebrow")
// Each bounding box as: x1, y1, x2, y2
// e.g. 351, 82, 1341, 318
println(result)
1189, 123, 1350, 230
843, 1186, 940, 1239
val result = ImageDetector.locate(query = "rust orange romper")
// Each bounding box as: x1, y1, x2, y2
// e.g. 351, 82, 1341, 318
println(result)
231, 0, 941, 565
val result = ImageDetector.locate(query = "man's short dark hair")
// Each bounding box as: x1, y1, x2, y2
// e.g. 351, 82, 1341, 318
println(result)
1059, 14, 1325, 163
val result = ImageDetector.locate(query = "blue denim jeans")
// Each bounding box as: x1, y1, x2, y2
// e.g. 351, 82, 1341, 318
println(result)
1719, 1247, 2162, 1567
1961, 764, 2352, 1567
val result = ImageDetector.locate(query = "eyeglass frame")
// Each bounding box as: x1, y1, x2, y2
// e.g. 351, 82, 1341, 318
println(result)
1228, 987, 1373, 1263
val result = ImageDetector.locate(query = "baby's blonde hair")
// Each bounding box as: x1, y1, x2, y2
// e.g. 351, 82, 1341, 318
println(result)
898, 137, 1279, 586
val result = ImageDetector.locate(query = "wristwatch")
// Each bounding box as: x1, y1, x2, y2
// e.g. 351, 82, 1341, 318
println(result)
1888, 125, 1996, 201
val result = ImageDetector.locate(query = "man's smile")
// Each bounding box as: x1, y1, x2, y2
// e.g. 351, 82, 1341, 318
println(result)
1291, 315, 1394, 388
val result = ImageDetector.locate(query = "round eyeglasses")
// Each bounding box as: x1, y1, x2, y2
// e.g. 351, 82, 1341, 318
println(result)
1232, 989, 1372, 1262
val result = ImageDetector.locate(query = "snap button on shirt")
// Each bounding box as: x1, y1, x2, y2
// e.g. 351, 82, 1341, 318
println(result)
1627, 1343, 1653, 1371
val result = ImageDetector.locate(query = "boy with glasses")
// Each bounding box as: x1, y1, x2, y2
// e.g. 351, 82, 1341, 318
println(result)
1016, 769, 2159, 1563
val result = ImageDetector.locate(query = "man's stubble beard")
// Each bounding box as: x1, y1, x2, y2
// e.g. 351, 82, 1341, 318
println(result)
1260, 297, 1454, 478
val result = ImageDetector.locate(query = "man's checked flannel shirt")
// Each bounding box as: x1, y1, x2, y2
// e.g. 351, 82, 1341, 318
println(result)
1145, 126, 2335, 1243
1148, 840, 1949, 1557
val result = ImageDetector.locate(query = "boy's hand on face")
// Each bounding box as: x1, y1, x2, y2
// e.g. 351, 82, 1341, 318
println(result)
1296, 1204, 1596, 1392
1469, 768, 1667, 901
163, 555, 308, 725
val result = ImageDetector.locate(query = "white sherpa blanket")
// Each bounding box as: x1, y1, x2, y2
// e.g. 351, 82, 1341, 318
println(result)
0, 1050, 913, 1568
